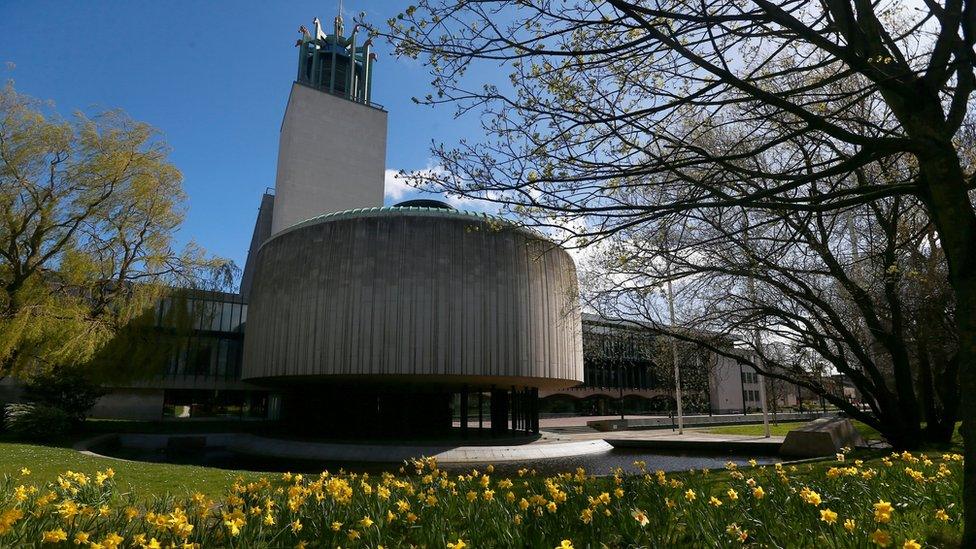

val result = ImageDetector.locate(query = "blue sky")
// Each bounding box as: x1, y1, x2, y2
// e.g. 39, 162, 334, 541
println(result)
1, 1, 481, 270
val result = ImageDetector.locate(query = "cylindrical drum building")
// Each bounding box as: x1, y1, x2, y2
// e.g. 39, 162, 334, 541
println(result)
243, 203, 583, 436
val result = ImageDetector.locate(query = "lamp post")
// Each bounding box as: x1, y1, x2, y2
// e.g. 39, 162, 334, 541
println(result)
666, 275, 684, 435
744, 210, 771, 438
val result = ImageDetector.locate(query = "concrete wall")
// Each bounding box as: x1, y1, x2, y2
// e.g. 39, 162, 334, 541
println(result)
244, 208, 584, 389
89, 389, 165, 421
241, 193, 276, 298
588, 410, 824, 432
270, 82, 387, 234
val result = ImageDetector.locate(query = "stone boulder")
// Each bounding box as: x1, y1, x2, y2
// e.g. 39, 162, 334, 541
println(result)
779, 417, 866, 458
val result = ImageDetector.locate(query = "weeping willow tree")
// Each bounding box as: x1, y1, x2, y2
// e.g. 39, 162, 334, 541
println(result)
0, 83, 233, 382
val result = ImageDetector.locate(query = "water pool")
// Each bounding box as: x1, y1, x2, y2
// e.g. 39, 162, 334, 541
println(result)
95, 444, 779, 476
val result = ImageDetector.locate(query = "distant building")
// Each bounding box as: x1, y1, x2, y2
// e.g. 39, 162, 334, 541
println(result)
540, 314, 810, 416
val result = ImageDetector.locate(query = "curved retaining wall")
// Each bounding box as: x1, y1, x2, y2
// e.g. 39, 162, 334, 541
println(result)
79, 433, 613, 464
243, 208, 583, 389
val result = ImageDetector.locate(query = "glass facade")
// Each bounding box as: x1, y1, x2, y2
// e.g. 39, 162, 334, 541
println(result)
162, 389, 267, 419
155, 292, 246, 380
541, 319, 714, 415
145, 291, 267, 420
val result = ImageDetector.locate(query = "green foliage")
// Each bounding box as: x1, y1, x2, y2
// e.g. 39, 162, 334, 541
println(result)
20, 366, 106, 423
2, 403, 72, 440
0, 82, 234, 379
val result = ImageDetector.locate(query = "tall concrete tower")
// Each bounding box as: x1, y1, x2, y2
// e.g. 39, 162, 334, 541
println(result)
270, 13, 388, 234
242, 14, 388, 296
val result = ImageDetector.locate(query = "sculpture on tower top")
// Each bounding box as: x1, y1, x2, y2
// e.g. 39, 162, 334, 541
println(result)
293, 12, 376, 106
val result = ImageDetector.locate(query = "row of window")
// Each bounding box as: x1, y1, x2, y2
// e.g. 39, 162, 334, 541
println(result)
163, 389, 267, 419
741, 371, 759, 384
163, 336, 244, 379
155, 295, 246, 333
581, 361, 666, 390
156, 293, 247, 379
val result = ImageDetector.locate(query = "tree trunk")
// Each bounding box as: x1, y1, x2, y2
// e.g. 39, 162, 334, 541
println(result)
954, 286, 976, 545
917, 345, 959, 444
923, 418, 957, 445
877, 411, 924, 450
912, 144, 976, 546
954, 288, 976, 545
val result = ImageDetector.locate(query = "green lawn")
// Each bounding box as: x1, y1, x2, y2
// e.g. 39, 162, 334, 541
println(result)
0, 441, 264, 499
700, 420, 965, 449
698, 420, 882, 440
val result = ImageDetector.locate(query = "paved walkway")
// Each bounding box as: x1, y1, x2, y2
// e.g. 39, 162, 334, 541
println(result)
556, 428, 785, 455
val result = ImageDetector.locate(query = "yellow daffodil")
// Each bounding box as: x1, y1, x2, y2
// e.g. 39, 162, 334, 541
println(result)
799, 487, 821, 506
42, 529, 68, 543
101, 533, 124, 549
870, 529, 891, 547
873, 500, 893, 523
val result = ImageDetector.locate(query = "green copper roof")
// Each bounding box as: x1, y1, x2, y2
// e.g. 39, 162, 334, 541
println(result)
264, 205, 551, 249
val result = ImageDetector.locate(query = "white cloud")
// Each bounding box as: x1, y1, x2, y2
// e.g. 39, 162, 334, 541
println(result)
384, 169, 414, 201
384, 163, 500, 213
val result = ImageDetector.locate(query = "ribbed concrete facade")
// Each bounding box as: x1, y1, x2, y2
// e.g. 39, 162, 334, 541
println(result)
242, 207, 583, 389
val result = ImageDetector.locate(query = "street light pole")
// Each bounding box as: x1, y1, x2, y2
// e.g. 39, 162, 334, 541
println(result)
754, 344, 771, 438
666, 275, 684, 435
744, 210, 770, 438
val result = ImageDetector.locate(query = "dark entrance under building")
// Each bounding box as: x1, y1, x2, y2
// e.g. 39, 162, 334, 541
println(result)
277, 383, 540, 440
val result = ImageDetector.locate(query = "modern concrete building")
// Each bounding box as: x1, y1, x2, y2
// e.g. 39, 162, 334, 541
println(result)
244, 204, 582, 435
234, 15, 583, 436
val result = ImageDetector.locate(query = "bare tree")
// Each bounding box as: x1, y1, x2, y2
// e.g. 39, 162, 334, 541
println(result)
584, 189, 957, 448
379, 0, 976, 537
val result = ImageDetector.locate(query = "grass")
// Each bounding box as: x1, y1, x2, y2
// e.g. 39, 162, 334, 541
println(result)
698, 420, 883, 441
699, 420, 964, 450
0, 442, 264, 499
